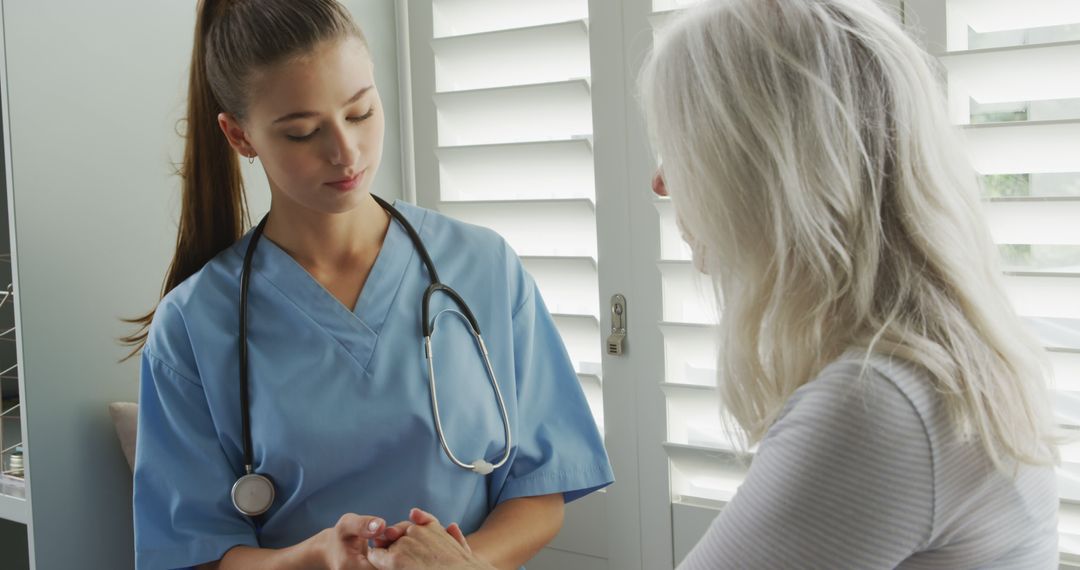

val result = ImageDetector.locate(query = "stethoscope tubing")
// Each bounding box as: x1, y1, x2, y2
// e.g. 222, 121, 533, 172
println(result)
234, 196, 512, 516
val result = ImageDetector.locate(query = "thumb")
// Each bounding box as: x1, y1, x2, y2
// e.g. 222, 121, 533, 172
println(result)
336, 513, 386, 540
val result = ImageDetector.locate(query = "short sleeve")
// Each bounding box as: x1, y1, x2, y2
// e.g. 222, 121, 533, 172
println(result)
491, 272, 614, 506
678, 362, 934, 569
134, 347, 258, 569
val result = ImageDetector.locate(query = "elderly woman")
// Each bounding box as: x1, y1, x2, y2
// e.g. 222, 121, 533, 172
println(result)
367, 0, 1061, 568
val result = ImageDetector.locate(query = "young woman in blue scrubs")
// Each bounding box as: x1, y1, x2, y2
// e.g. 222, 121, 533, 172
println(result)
123, 1, 613, 568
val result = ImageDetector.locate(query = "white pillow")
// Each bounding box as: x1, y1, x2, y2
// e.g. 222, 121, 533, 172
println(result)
108, 402, 138, 471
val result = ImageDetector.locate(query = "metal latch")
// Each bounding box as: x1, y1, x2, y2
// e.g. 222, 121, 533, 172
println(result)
607, 294, 627, 356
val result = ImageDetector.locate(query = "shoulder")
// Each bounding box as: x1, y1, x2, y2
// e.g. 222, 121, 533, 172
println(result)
764, 352, 936, 474
144, 236, 247, 379
692, 353, 939, 567
392, 201, 533, 309
393, 200, 512, 259
780, 352, 934, 434
760, 351, 938, 508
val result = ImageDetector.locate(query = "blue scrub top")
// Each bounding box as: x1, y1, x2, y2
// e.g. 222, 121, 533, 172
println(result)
133, 201, 614, 569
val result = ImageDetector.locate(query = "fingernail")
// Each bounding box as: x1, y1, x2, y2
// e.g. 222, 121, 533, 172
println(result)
369, 519, 383, 532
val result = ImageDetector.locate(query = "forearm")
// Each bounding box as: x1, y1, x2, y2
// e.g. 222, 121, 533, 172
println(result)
466, 494, 565, 570
197, 534, 322, 570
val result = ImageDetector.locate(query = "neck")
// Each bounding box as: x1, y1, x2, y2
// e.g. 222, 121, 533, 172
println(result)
262, 193, 391, 270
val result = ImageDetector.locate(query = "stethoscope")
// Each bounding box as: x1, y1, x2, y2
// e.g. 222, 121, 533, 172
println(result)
230, 195, 513, 518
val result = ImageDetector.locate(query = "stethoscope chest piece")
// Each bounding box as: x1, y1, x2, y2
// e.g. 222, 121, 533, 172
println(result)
231, 472, 275, 517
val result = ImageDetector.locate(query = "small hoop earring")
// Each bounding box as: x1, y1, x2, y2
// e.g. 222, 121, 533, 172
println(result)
248, 155, 256, 165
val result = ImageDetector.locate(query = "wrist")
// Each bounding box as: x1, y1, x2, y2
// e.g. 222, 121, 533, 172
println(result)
296, 529, 331, 570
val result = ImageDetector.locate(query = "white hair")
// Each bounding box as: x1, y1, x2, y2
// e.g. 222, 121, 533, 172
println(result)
640, 0, 1060, 467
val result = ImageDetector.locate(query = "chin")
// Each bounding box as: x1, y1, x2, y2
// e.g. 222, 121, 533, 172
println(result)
330, 194, 371, 215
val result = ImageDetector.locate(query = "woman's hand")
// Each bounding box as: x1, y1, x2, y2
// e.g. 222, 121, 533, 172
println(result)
366, 508, 495, 570
314, 513, 390, 570
199, 512, 412, 570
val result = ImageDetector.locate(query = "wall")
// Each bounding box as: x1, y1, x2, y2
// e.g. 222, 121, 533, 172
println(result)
1, 1, 401, 567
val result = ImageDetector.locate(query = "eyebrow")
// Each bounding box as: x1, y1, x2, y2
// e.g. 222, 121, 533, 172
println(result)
271, 86, 373, 124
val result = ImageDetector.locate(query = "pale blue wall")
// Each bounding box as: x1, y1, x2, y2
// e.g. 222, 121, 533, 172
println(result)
1, 1, 401, 567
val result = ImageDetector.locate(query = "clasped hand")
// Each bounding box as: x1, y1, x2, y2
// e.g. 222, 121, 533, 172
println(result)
319, 507, 494, 570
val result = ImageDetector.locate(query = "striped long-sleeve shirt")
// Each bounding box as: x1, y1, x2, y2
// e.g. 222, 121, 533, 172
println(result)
679, 352, 1059, 569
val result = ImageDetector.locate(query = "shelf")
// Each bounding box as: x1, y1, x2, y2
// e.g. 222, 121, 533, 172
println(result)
0, 487, 27, 524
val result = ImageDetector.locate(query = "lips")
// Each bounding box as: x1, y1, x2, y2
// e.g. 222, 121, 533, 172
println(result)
327, 169, 365, 191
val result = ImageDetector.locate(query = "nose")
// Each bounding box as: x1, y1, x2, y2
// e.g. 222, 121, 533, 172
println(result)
327, 123, 360, 168
651, 168, 668, 197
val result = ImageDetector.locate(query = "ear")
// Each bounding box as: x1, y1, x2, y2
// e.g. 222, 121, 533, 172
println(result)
217, 112, 257, 159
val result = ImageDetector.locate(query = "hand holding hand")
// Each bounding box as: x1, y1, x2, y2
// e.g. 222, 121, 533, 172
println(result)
315, 513, 388, 570
366, 508, 494, 570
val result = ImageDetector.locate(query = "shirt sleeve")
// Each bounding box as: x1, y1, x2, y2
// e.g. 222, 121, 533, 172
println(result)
678, 362, 935, 569
134, 347, 258, 569
491, 271, 615, 506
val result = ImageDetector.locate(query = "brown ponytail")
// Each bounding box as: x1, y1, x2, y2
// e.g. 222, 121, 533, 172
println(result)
121, 0, 365, 358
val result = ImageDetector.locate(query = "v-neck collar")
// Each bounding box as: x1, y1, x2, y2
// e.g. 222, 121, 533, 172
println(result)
237, 200, 419, 371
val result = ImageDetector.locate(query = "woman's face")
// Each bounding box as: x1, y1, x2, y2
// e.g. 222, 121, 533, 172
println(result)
220, 36, 384, 216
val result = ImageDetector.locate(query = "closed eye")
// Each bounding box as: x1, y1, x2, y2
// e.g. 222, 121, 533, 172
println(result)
285, 108, 374, 143
348, 108, 376, 123
286, 130, 318, 142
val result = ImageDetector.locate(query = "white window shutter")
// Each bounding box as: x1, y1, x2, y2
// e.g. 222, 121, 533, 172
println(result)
420, 0, 604, 432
